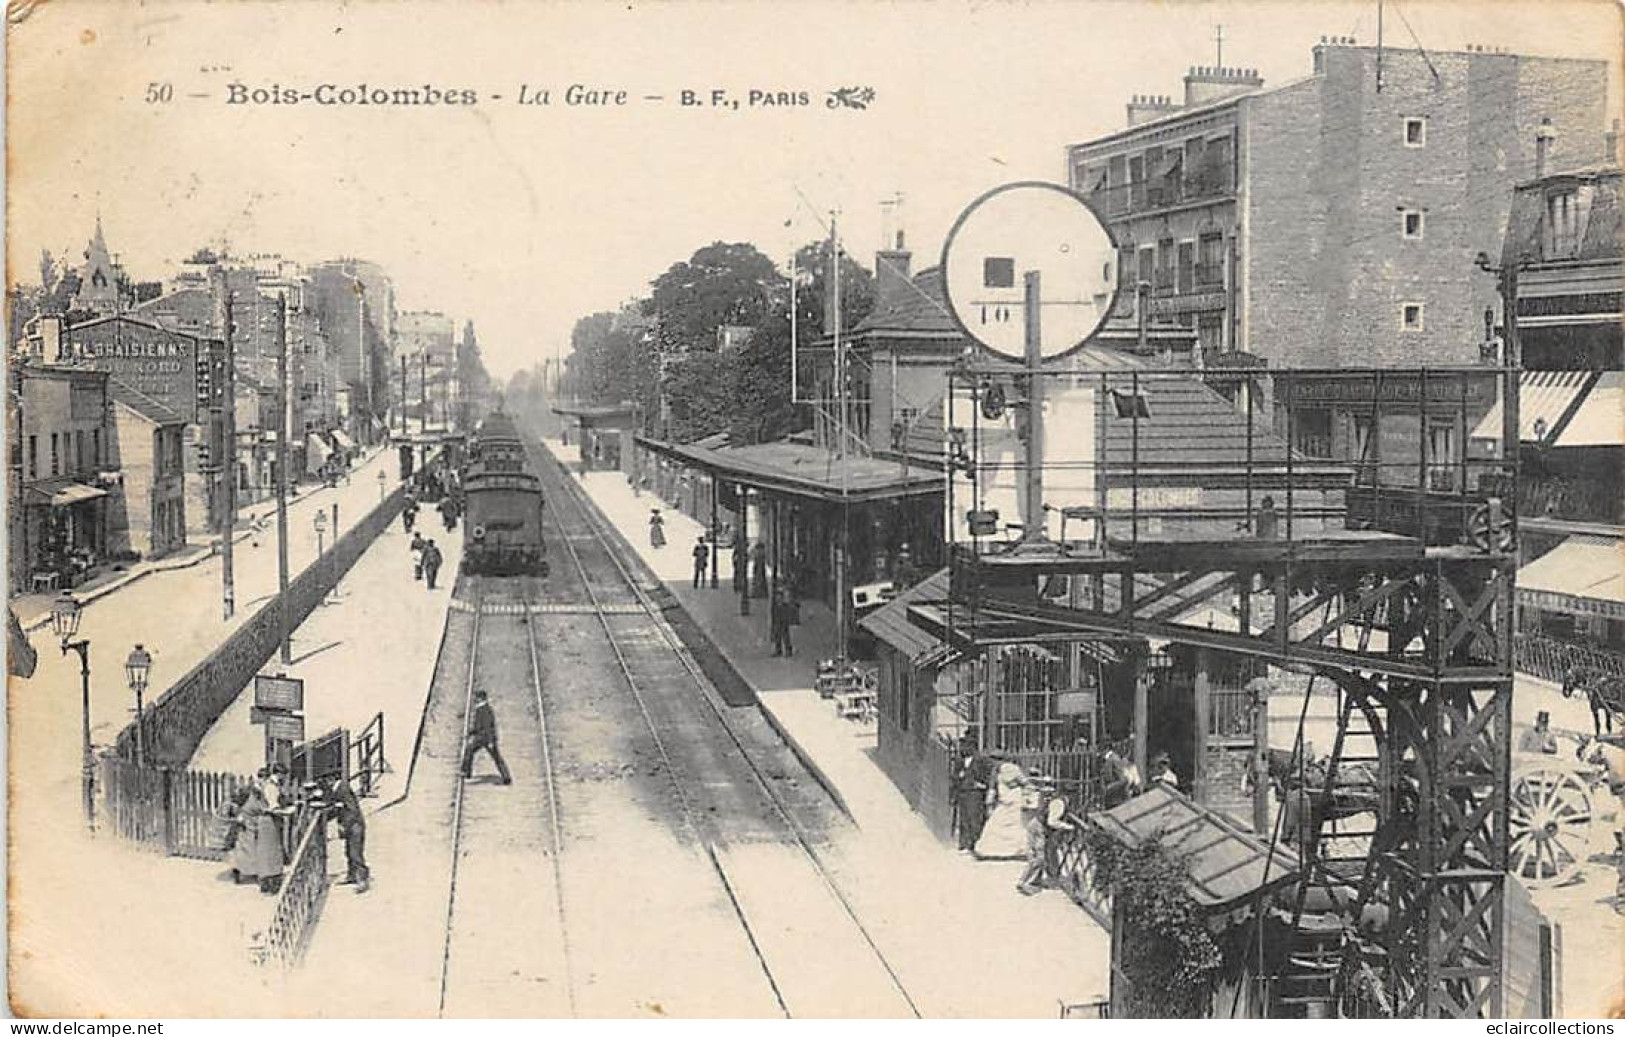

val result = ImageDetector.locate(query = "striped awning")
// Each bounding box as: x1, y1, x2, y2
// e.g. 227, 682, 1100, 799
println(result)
1519, 535, 1625, 620
1469, 370, 1592, 446
1554, 371, 1623, 447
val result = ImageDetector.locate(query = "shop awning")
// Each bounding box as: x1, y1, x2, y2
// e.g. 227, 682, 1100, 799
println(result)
306, 433, 333, 471
24, 478, 108, 508
1553, 371, 1623, 447
1087, 784, 1301, 911
1518, 535, 1625, 621
331, 429, 357, 451
1469, 370, 1593, 446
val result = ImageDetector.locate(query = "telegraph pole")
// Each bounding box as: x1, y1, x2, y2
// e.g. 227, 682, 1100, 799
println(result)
399, 353, 408, 435
275, 296, 291, 665
219, 286, 238, 620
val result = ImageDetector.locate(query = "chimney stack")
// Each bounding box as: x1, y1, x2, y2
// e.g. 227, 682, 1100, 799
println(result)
875, 232, 912, 312
1535, 117, 1556, 179
39, 315, 64, 363
1183, 65, 1264, 108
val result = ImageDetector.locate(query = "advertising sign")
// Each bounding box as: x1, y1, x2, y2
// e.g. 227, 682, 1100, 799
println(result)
254, 674, 305, 712
71, 318, 205, 422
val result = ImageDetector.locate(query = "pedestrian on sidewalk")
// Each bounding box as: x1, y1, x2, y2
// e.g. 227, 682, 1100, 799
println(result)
732, 541, 748, 593
249, 513, 268, 549
1041, 782, 1073, 887
403, 498, 418, 533
692, 538, 710, 588
411, 532, 427, 580
1016, 775, 1053, 894
952, 737, 990, 853
770, 587, 795, 657
649, 508, 666, 549
326, 776, 370, 893
750, 540, 768, 598
422, 539, 443, 590
236, 783, 284, 895
1517, 711, 1560, 754
463, 689, 513, 784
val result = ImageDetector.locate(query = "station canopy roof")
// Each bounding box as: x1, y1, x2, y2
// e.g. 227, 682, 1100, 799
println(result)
859, 569, 954, 665
1087, 784, 1301, 912
638, 435, 942, 504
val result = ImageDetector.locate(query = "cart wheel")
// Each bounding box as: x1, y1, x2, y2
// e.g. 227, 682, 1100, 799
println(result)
1508, 766, 1593, 887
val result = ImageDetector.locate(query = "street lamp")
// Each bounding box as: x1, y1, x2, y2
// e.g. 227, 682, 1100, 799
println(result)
50, 592, 95, 830
124, 644, 152, 768
314, 508, 328, 556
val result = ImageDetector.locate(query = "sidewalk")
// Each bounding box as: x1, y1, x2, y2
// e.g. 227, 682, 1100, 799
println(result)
12, 447, 393, 632
5, 445, 434, 1016
548, 439, 1110, 1017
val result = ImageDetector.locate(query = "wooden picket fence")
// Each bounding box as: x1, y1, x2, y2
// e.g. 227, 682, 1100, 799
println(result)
100, 755, 250, 860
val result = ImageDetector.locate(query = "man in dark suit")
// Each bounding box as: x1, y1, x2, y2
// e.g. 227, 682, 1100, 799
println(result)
327, 776, 371, 893
463, 689, 512, 784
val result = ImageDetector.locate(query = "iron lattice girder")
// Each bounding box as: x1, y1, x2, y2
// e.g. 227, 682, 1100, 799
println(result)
937, 545, 1513, 1019
940, 547, 1515, 681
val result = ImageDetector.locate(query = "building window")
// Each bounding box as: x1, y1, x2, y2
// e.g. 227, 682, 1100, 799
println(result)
1196, 233, 1225, 287
1177, 241, 1195, 294
27, 435, 37, 480
1401, 303, 1424, 332
75, 430, 84, 473
1404, 117, 1426, 147
1402, 210, 1425, 239
1293, 408, 1334, 459
49, 433, 59, 476
1111, 389, 1151, 418
1427, 422, 1458, 491
1137, 247, 1155, 291
92, 429, 101, 467
1351, 414, 1376, 485
1545, 189, 1580, 258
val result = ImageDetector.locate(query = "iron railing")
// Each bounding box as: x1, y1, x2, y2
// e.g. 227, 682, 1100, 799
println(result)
1514, 633, 1625, 684
253, 810, 329, 969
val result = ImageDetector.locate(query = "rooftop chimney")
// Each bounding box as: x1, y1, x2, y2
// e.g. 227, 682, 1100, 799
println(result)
1535, 117, 1556, 179
1126, 93, 1180, 127
875, 232, 912, 311
39, 315, 64, 363
1183, 65, 1265, 108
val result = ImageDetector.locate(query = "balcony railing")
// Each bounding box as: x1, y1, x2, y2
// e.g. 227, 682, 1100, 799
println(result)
1081, 170, 1234, 218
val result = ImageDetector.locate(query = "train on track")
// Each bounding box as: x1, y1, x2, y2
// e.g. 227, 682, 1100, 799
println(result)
462, 411, 549, 576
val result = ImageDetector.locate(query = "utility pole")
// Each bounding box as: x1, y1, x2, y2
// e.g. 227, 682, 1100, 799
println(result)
421, 350, 428, 433
399, 353, 408, 435
1021, 270, 1046, 545
275, 296, 291, 665
830, 212, 849, 663
218, 282, 238, 620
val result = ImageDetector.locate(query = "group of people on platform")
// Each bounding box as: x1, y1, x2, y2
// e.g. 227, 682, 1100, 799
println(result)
215, 765, 371, 896
951, 739, 1179, 896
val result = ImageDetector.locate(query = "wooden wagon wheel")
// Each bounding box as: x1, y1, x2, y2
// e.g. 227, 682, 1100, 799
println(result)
1508, 765, 1593, 887
1466, 503, 1513, 553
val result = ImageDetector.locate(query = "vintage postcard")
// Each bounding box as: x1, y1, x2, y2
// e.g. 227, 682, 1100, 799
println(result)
5, 0, 1623, 1021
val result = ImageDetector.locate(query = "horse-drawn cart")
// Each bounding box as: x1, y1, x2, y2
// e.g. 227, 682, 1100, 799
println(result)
1508, 738, 1624, 888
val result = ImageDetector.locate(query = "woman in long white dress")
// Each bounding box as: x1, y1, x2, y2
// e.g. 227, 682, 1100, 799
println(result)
975, 760, 1030, 859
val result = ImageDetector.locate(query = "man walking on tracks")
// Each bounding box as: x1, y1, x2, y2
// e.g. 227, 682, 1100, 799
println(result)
327, 776, 371, 894
463, 689, 513, 785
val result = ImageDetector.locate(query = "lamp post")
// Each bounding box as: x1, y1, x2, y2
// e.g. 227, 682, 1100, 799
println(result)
124, 644, 152, 769
314, 509, 328, 557
50, 593, 95, 830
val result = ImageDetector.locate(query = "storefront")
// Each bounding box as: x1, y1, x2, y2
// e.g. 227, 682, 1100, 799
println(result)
1514, 533, 1625, 679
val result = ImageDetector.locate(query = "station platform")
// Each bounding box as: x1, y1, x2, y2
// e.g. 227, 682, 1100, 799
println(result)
545, 437, 1111, 1017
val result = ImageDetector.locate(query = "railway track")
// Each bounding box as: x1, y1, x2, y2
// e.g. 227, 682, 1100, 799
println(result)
528, 437, 920, 1018
435, 577, 575, 1017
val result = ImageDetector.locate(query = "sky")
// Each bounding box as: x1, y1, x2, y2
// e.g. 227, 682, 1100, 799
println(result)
6, 0, 1621, 378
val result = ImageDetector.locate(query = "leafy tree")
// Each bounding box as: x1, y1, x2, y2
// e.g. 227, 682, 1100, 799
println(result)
644, 242, 782, 348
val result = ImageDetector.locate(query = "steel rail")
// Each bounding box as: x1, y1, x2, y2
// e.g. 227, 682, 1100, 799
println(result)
532, 438, 922, 1019
537, 454, 791, 1018
436, 579, 482, 1017
517, 582, 580, 1017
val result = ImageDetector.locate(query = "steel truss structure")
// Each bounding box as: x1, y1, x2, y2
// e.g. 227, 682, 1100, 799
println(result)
912, 364, 1519, 1018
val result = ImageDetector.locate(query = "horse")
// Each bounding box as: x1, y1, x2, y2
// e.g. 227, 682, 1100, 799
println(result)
1563, 667, 1621, 737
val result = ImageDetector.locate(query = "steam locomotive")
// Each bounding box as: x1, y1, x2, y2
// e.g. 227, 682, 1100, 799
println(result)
461, 411, 548, 576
